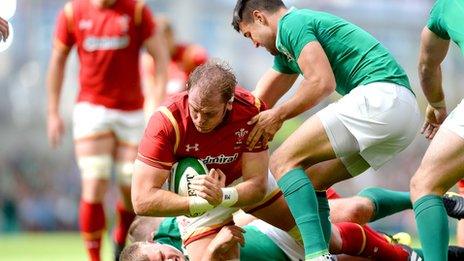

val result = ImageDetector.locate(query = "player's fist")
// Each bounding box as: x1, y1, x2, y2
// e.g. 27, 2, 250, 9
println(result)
190, 168, 224, 206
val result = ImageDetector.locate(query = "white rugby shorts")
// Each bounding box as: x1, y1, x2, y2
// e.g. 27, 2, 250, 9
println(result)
442, 98, 464, 139
73, 102, 144, 145
317, 82, 421, 176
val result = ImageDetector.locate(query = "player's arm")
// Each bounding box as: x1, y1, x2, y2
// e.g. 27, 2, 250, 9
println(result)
275, 41, 335, 120
232, 150, 268, 207
253, 68, 298, 108
143, 28, 169, 117
418, 26, 450, 139
46, 43, 71, 148
247, 42, 335, 149
201, 226, 245, 261
131, 160, 191, 217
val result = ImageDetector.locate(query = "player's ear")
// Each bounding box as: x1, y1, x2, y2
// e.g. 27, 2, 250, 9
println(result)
252, 10, 266, 25
226, 96, 234, 111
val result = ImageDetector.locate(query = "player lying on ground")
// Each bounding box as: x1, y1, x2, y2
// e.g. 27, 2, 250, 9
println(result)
120, 204, 464, 261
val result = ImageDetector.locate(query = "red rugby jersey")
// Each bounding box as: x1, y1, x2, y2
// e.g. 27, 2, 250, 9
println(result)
54, 0, 155, 110
137, 87, 267, 185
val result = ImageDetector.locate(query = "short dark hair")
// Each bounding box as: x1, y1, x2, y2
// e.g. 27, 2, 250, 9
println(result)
232, 0, 286, 32
187, 59, 237, 104
119, 242, 149, 261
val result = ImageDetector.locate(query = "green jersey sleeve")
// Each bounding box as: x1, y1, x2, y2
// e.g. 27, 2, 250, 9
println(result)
427, 1, 450, 40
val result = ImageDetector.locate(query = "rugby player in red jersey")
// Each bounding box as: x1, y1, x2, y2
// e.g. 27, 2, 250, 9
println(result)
46, 0, 169, 260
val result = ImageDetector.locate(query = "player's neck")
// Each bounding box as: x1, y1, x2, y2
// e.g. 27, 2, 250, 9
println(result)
270, 7, 288, 30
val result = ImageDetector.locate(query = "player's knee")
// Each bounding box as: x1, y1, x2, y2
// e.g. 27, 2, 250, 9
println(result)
330, 197, 372, 224
115, 161, 134, 186
269, 148, 293, 179
410, 166, 440, 201
344, 197, 373, 224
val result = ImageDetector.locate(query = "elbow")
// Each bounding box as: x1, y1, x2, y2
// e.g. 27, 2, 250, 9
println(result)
324, 78, 336, 95
132, 196, 146, 216
418, 62, 438, 80
131, 191, 151, 216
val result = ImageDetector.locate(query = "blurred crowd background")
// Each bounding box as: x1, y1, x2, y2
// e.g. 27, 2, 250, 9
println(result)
0, 0, 463, 236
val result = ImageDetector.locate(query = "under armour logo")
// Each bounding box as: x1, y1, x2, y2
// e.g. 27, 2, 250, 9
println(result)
185, 143, 199, 152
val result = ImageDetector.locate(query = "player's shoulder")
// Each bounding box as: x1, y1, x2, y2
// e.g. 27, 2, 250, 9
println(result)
158, 92, 189, 119
233, 87, 266, 116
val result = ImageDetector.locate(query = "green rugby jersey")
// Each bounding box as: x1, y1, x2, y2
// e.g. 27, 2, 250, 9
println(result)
427, 0, 464, 55
273, 7, 412, 95
153, 217, 290, 260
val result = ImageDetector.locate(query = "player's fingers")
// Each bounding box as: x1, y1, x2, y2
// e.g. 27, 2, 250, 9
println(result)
191, 175, 206, 185
421, 122, 429, 134
262, 135, 269, 147
247, 114, 259, 125
430, 126, 439, 140
246, 125, 259, 145
248, 129, 263, 150
425, 124, 433, 139
216, 169, 226, 186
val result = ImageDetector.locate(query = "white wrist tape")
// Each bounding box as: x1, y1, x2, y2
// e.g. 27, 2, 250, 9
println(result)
188, 196, 214, 217
220, 187, 239, 207
429, 99, 446, 108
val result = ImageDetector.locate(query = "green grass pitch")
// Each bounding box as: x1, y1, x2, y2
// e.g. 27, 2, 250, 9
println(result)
0, 233, 113, 261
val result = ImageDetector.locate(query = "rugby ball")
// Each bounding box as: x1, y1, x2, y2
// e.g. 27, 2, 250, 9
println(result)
170, 157, 209, 197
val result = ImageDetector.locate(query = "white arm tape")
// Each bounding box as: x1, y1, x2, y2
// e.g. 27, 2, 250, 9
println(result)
220, 187, 239, 208
188, 196, 214, 217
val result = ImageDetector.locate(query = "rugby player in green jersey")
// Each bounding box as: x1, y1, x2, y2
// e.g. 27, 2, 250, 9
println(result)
410, 0, 464, 260
232, 0, 420, 260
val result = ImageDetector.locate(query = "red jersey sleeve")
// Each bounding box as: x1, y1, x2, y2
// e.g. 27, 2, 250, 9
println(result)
54, 8, 75, 48
137, 111, 176, 170
137, 4, 156, 42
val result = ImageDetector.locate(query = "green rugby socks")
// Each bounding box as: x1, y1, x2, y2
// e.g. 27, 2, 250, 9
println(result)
413, 194, 448, 261
277, 168, 329, 259
358, 187, 412, 221
316, 191, 331, 246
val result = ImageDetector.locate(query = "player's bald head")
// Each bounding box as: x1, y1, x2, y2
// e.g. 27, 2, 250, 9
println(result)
187, 60, 236, 104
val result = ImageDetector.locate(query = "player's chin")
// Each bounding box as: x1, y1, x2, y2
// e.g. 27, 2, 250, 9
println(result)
195, 125, 213, 133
